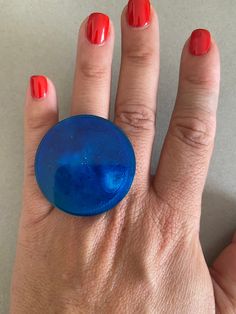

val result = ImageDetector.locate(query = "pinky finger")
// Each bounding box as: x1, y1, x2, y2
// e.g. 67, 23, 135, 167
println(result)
23, 76, 58, 223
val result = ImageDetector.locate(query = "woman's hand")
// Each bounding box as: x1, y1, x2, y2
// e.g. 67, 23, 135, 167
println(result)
10, 2, 236, 313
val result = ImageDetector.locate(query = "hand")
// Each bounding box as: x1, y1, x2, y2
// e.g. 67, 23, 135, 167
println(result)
10, 2, 236, 313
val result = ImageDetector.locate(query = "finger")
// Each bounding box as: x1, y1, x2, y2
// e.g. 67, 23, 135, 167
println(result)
71, 13, 114, 118
114, 1, 159, 188
210, 233, 236, 311
154, 29, 220, 215
23, 76, 58, 222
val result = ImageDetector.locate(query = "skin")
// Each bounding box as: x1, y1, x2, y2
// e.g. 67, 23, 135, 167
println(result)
10, 5, 236, 314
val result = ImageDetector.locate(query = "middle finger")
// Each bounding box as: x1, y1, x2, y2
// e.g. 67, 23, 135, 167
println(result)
114, 0, 160, 188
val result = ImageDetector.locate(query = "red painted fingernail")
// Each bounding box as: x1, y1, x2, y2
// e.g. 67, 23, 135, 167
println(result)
127, 0, 151, 27
30, 76, 48, 99
87, 13, 110, 45
189, 29, 211, 56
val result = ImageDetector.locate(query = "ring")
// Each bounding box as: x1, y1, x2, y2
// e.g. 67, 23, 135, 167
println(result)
35, 115, 136, 216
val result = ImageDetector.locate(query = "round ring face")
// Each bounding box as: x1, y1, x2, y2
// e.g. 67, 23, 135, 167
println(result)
35, 115, 136, 216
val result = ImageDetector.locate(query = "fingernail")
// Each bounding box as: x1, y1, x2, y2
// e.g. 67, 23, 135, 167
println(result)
87, 13, 110, 45
189, 29, 211, 56
127, 0, 151, 27
30, 76, 48, 99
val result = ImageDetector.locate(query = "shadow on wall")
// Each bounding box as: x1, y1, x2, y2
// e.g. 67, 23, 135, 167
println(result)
201, 189, 236, 265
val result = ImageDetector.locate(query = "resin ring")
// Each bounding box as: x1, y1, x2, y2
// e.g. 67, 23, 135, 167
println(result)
35, 115, 136, 216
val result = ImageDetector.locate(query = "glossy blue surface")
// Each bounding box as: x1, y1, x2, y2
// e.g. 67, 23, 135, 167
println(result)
35, 115, 136, 216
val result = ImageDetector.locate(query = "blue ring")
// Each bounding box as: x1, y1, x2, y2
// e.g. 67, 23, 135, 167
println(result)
35, 115, 136, 216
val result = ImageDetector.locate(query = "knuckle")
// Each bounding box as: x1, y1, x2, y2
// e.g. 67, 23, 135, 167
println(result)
125, 45, 155, 66
25, 162, 36, 178
26, 110, 56, 132
79, 62, 108, 81
184, 74, 211, 86
115, 104, 156, 134
24, 147, 38, 177
182, 73, 219, 91
170, 114, 216, 150
26, 118, 53, 132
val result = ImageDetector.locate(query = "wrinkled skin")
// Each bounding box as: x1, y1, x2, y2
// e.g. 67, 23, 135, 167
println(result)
10, 5, 236, 314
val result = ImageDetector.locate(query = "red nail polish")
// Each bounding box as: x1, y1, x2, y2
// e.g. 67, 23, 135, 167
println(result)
127, 0, 151, 27
87, 13, 110, 45
30, 76, 48, 99
189, 29, 211, 56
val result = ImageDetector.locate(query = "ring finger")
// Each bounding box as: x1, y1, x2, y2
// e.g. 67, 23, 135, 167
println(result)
71, 13, 114, 117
